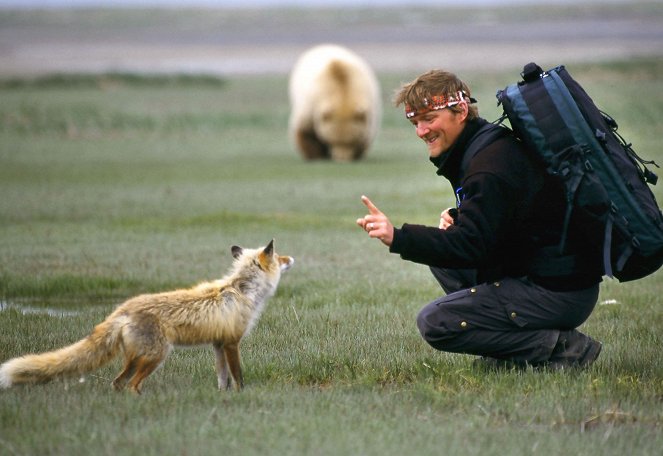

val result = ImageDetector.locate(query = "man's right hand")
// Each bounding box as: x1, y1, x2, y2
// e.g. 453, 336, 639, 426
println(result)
439, 207, 457, 230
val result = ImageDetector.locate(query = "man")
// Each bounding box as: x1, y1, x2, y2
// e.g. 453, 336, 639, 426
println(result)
356, 69, 603, 369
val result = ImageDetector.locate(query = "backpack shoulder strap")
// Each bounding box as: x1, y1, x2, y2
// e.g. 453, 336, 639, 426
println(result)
459, 122, 511, 180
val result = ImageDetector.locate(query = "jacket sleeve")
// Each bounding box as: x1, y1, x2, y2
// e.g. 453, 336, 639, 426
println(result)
389, 171, 521, 268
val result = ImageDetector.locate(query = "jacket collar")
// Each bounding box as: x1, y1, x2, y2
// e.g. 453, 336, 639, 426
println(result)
430, 117, 487, 184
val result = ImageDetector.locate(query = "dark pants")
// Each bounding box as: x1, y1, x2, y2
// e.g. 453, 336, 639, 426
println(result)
417, 268, 599, 364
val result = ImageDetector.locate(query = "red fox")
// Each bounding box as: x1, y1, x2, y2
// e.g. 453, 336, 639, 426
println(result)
0, 240, 294, 393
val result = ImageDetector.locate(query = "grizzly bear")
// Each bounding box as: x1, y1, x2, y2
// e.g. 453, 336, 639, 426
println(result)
288, 44, 381, 161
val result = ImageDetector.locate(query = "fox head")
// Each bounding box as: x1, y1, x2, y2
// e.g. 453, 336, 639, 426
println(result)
231, 240, 294, 275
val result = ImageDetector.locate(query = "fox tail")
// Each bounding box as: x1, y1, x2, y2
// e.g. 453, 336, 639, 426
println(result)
0, 316, 123, 388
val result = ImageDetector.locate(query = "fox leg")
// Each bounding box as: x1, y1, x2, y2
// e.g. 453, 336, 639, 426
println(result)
114, 313, 169, 394
213, 342, 230, 391
127, 355, 165, 395
112, 358, 138, 391
223, 343, 243, 391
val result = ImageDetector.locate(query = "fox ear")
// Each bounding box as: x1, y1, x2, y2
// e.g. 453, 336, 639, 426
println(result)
257, 240, 275, 271
263, 239, 274, 256
231, 246, 243, 259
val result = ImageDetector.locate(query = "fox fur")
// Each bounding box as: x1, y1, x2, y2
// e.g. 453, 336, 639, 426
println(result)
0, 240, 294, 393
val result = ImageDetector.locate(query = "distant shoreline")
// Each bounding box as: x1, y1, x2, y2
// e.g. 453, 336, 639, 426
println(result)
0, 0, 592, 9
1, 5, 661, 77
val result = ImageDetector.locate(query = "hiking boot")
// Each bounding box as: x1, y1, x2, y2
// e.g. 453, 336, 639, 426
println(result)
546, 330, 602, 370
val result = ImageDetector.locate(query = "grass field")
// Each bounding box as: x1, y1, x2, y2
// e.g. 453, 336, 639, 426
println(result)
1, 58, 662, 455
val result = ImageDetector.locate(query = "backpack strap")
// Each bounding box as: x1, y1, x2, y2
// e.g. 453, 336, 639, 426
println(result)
459, 122, 511, 181
455, 123, 511, 209
603, 214, 615, 278
518, 75, 577, 157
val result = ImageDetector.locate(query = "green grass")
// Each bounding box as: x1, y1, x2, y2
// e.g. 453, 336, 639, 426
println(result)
1, 58, 663, 455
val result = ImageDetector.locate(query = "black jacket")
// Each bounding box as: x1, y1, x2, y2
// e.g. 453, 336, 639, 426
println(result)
390, 118, 602, 291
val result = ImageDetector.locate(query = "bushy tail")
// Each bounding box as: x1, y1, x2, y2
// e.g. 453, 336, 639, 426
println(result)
0, 317, 123, 388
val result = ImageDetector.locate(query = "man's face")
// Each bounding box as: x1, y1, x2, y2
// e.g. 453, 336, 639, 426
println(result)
409, 106, 467, 158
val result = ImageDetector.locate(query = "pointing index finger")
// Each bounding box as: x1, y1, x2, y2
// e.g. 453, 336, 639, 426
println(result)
361, 195, 382, 215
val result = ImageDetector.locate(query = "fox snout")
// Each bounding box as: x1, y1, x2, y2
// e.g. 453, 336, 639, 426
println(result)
279, 256, 295, 272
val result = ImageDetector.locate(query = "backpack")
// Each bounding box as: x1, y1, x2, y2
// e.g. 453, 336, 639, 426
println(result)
494, 62, 663, 282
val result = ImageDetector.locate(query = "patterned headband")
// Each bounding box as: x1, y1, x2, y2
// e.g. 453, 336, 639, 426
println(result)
404, 90, 477, 119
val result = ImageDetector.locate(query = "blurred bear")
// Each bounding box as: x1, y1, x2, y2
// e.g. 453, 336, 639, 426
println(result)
289, 44, 381, 161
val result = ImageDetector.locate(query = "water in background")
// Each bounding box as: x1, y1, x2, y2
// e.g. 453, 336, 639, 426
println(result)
0, 0, 591, 8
